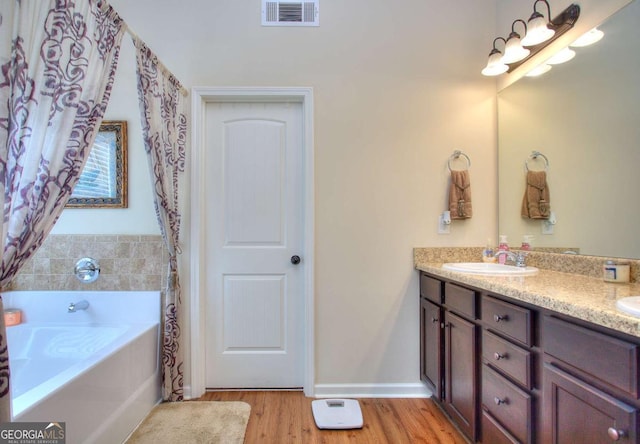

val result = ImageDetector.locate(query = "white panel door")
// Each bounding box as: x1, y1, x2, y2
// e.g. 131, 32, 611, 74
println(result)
204, 101, 304, 388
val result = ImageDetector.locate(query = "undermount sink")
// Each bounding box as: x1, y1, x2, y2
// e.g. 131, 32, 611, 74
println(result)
442, 262, 539, 276
616, 297, 640, 317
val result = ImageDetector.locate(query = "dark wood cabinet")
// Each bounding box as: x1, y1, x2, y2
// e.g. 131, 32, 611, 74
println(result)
420, 298, 442, 399
543, 315, 639, 398
482, 364, 532, 443
482, 408, 520, 444
543, 315, 640, 443
420, 275, 479, 442
418, 271, 640, 444
482, 330, 533, 390
544, 363, 638, 443
444, 310, 478, 441
481, 294, 533, 346
480, 294, 536, 443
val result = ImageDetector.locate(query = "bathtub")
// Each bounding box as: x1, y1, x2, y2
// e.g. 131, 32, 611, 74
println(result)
2, 291, 161, 444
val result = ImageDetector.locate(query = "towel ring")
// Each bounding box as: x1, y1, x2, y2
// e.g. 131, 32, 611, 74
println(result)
448, 150, 471, 171
525, 151, 549, 172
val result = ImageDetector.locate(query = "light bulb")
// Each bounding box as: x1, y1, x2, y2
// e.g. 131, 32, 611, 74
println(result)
570, 28, 604, 47
522, 15, 555, 46
546, 47, 576, 65
502, 36, 530, 64
526, 64, 552, 77
481, 51, 509, 76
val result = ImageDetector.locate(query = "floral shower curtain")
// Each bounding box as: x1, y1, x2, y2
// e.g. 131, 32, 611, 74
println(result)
0, 0, 124, 420
133, 38, 187, 402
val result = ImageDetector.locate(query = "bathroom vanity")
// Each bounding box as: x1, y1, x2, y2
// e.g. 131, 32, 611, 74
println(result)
416, 249, 640, 443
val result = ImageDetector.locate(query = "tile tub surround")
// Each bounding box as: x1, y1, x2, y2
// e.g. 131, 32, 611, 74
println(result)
6, 235, 169, 291
414, 247, 640, 338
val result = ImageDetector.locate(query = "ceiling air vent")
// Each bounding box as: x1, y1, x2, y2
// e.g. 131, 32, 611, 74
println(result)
262, 0, 319, 27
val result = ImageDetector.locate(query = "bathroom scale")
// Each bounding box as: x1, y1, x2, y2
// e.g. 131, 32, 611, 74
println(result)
311, 399, 363, 429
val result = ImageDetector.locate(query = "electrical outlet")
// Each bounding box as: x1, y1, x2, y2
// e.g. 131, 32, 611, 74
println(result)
438, 215, 450, 234
542, 211, 557, 235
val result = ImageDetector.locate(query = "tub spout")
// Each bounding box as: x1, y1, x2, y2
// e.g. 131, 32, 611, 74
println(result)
68, 300, 90, 313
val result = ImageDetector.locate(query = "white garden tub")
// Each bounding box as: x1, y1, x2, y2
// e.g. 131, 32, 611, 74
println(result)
2, 291, 161, 444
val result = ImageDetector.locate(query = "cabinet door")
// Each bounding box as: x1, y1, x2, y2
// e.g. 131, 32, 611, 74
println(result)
421, 298, 442, 399
544, 363, 638, 443
444, 310, 478, 442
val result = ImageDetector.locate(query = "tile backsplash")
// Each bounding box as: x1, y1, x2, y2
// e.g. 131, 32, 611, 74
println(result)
5, 235, 169, 291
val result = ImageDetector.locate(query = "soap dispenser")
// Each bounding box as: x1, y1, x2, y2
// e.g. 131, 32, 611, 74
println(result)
521, 235, 533, 251
498, 235, 509, 264
482, 239, 496, 263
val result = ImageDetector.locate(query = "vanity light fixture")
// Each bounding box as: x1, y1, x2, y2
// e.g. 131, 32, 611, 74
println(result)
546, 47, 576, 65
502, 19, 530, 64
521, 0, 556, 47
570, 27, 604, 47
481, 3, 580, 76
481, 37, 509, 76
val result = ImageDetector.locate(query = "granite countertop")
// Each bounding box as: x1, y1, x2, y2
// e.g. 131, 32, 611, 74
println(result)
414, 248, 640, 338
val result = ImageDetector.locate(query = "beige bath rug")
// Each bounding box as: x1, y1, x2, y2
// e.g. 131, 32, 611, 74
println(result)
125, 401, 251, 444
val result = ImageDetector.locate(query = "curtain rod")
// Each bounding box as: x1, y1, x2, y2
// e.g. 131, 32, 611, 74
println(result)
125, 24, 189, 97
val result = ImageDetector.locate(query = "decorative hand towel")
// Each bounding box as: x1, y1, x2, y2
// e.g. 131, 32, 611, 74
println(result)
521, 170, 551, 219
449, 170, 472, 219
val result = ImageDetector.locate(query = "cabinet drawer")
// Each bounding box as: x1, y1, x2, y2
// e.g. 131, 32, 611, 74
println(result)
483, 330, 533, 389
444, 282, 476, 319
420, 274, 442, 304
482, 365, 532, 444
482, 409, 519, 444
482, 295, 532, 346
543, 315, 640, 398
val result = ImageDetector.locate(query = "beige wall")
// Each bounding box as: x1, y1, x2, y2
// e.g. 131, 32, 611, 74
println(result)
56, 1, 499, 393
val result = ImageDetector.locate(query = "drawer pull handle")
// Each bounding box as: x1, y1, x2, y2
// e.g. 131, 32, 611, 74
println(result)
494, 352, 507, 361
494, 397, 508, 406
494, 314, 509, 323
607, 427, 626, 441
431, 317, 439, 323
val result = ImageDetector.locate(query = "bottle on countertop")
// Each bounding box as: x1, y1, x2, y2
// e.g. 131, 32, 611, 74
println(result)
521, 235, 533, 251
482, 238, 496, 263
603, 260, 630, 283
498, 235, 509, 264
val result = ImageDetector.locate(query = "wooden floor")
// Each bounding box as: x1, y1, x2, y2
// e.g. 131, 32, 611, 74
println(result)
196, 390, 467, 444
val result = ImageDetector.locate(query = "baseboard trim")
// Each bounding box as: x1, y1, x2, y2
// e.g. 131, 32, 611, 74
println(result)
313, 383, 432, 398
183, 384, 193, 400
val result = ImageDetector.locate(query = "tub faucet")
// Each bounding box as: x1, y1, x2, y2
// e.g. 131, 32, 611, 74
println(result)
494, 250, 528, 267
68, 300, 90, 313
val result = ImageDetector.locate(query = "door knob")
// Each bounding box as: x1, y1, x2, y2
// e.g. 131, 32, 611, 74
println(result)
291, 255, 301, 265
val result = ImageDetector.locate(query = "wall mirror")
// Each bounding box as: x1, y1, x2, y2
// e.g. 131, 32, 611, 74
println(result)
498, 0, 640, 259
66, 120, 128, 209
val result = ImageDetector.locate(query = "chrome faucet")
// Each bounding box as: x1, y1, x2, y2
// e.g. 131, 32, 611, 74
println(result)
68, 300, 90, 313
494, 250, 528, 267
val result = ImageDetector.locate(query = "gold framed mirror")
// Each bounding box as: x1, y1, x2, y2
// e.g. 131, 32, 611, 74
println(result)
66, 120, 128, 208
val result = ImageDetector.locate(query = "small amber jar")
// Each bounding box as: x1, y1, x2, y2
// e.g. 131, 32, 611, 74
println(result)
4, 309, 22, 326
